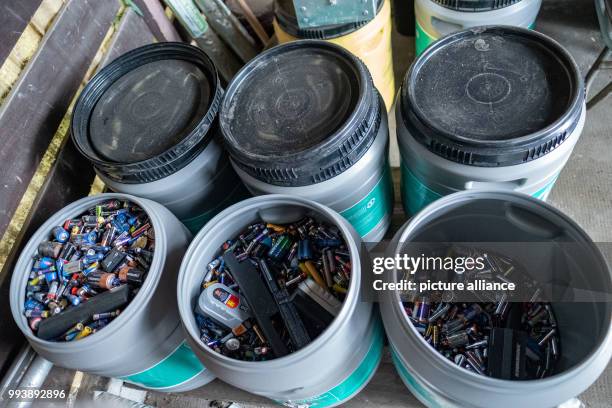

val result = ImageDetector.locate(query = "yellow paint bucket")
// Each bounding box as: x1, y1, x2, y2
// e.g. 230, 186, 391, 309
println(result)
273, 0, 395, 111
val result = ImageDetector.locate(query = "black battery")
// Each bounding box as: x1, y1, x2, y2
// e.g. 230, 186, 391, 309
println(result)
487, 328, 528, 380
101, 248, 127, 272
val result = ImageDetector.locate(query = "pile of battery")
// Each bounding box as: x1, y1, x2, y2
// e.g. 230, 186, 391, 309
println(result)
194, 217, 351, 360
405, 248, 561, 380
22, 200, 153, 342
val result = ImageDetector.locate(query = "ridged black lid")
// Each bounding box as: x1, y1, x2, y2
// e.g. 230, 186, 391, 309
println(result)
431, 0, 522, 12
220, 40, 381, 187
274, 0, 383, 39
400, 26, 584, 167
71, 43, 222, 184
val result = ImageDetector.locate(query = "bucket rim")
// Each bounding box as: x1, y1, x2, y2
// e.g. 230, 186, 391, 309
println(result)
70, 42, 223, 184
177, 194, 364, 369
219, 40, 381, 187
386, 190, 612, 388
9, 193, 168, 350
400, 26, 585, 167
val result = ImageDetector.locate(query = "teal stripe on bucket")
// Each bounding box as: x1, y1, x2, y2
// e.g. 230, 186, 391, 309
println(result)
401, 162, 442, 216
390, 346, 443, 408
416, 20, 536, 57
182, 184, 251, 233
121, 341, 206, 390
280, 317, 384, 408
532, 176, 558, 200
340, 163, 394, 237
401, 161, 560, 215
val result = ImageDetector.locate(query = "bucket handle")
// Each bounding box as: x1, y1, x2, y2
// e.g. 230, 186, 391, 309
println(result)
430, 16, 464, 37
505, 204, 563, 239
464, 179, 527, 191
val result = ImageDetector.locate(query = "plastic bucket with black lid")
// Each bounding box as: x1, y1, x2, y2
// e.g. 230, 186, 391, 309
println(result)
415, 0, 542, 55
71, 43, 248, 233
9, 193, 215, 391
177, 195, 383, 406
273, 0, 395, 111
396, 26, 585, 216
380, 190, 612, 407
220, 40, 394, 243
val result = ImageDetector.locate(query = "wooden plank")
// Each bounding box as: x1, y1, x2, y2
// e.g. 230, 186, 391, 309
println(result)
101, 8, 157, 67
0, 0, 118, 377
29, 0, 66, 34
0, 0, 43, 64
19, 8, 156, 247
164, 0, 243, 82
0, 4, 156, 379
195, 0, 258, 63
0, 0, 121, 239
133, 0, 182, 41
0, 1, 66, 104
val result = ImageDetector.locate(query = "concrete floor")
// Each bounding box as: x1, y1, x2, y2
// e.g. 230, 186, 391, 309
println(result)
27, 0, 612, 406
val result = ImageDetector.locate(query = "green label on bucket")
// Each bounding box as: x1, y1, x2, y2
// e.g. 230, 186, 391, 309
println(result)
416, 21, 535, 56
416, 20, 437, 56
532, 176, 558, 200
340, 164, 394, 238
121, 341, 206, 390
278, 318, 384, 408
401, 163, 442, 216
402, 161, 560, 215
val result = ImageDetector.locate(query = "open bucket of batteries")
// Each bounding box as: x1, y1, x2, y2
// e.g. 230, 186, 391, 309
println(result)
20, 198, 154, 342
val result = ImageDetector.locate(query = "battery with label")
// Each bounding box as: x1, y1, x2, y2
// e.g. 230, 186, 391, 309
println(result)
196, 282, 252, 332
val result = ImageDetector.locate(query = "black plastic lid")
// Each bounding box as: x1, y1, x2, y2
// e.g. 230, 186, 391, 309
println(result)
400, 26, 584, 167
431, 0, 522, 12
274, 0, 383, 40
71, 43, 223, 184
220, 40, 381, 187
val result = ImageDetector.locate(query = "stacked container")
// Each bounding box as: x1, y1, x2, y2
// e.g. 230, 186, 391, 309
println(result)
273, 0, 395, 110
220, 41, 394, 242
397, 26, 585, 216
71, 43, 248, 233
415, 0, 542, 54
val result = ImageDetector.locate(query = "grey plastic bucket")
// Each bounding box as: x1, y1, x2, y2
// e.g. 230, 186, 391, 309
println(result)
9, 193, 215, 392
98, 137, 247, 234
71, 43, 248, 234
415, 0, 542, 55
219, 41, 394, 243
177, 195, 384, 407
379, 190, 612, 408
397, 26, 585, 216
